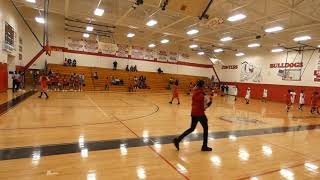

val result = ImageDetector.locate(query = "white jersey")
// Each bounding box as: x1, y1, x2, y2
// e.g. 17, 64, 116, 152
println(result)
299, 93, 305, 104
245, 89, 251, 99
263, 89, 268, 98
290, 92, 296, 103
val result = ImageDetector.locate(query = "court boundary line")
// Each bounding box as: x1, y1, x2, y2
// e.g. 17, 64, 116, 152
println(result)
1, 124, 320, 160
0, 90, 35, 116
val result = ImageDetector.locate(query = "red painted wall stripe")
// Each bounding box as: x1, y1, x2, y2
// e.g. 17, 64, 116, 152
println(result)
223, 81, 320, 105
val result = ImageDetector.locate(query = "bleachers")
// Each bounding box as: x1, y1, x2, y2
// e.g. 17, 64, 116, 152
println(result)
46, 64, 209, 92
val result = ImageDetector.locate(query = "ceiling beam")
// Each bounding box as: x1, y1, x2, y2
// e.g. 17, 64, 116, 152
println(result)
65, 0, 70, 17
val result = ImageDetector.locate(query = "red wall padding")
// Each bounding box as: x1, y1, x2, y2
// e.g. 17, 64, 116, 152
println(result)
223, 82, 320, 105
0, 63, 8, 92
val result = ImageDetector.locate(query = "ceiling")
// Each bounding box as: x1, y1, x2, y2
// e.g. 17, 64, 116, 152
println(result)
13, 0, 320, 55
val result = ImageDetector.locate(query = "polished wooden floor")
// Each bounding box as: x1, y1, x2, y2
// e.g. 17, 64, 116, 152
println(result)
0, 91, 319, 179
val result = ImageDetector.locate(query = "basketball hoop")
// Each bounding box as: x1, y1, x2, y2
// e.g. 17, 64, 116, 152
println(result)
45, 46, 52, 56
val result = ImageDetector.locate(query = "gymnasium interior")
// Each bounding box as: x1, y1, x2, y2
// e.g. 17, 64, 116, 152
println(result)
0, 0, 320, 179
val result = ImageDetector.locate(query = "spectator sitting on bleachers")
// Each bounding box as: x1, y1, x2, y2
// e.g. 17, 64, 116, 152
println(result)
126, 65, 129, 71
134, 65, 138, 72
67, 59, 72, 66
64, 58, 68, 66
92, 72, 98, 80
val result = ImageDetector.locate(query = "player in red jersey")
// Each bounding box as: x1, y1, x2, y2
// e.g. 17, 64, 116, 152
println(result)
38, 72, 49, 99
310, 91, 319, 114
169, 80, 180, 104
173, 80, 212, 151
285, 90, 292, 112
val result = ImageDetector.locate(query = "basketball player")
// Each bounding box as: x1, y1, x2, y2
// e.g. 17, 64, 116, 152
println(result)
169, 80, 180, 105
298, 90, 305, 111
188, 82, 193, 95
290, 90, 296, 105
262, 88, 268, 103
234, 86, 238, 101
310, 91, 319, 114
285, 90, 292, 112
173, 80, 212, 151
38, 72, 49, 99
245, 87, 251, 104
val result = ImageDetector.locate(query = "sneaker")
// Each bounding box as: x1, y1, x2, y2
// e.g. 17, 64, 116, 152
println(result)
173, 138, 179, 151
201, 146, 212, 151
178, 102, 180, 105
169, 102, 172, 104
38, 96, 41, 99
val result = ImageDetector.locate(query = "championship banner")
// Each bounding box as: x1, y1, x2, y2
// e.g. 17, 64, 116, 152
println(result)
314, 70, 320, 82
66, 38, 84, 51
83, 40, 98, 53
168, 52, 178, 63
131, 46, 145, 59
144, 48, 156, 61
157, 50, 168, 62
98, 42, 117, 55
116, 44, 130, 58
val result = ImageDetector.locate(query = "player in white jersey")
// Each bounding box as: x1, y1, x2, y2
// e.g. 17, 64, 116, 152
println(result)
298, 90, 305, 111
245, 87, 251, 104
262, 89, 268, 103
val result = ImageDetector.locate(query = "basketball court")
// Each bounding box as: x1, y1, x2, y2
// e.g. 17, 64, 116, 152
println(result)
0, 0, 320, 179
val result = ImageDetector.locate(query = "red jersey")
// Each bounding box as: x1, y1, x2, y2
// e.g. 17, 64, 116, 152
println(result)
191, 88, 205, 116
172, 85, 179, 97
286, 93, 291, 105
75, 78, 80, 84
63, 78, 68, 84
311, 95, 319, 107
40, 76, 48, 90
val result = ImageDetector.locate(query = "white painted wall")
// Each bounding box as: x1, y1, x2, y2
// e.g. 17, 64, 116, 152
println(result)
215, 48, 320, 87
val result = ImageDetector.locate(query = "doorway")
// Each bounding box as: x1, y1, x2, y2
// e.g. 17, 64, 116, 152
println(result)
7, 54, 15, 89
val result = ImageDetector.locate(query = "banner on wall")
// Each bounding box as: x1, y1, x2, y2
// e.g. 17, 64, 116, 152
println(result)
240, 61, 262, 82
116, 44, 130, 58
168, 52, 178, 63
83, 40, 98, 53
131, 46, 145, 59
144, 48, 156, 61
98, 42, 117, 55
66, 38, 84, 51
157, 50, 168, 62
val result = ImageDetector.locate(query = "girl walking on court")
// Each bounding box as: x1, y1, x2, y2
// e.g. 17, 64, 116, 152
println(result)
173, 80, 212, 151
169, 81, 180, 104
298, 90, 305, 111
38, 72, 49, 99
285, 90, 292, 112
245, 87, 251, 104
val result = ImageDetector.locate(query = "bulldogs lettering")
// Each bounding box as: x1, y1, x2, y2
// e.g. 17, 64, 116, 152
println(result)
269, 62, 303, 68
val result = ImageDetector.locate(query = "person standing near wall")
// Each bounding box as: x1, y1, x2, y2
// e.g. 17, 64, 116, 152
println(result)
298, 90, 305, 111
173, 80, 212, 152
234, 86, 238, 101
262, 88, 268, 103
285, 90, 292, 112
245, 87, 251, 104
310, 91, 319, 114
113, 61, 118, 70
